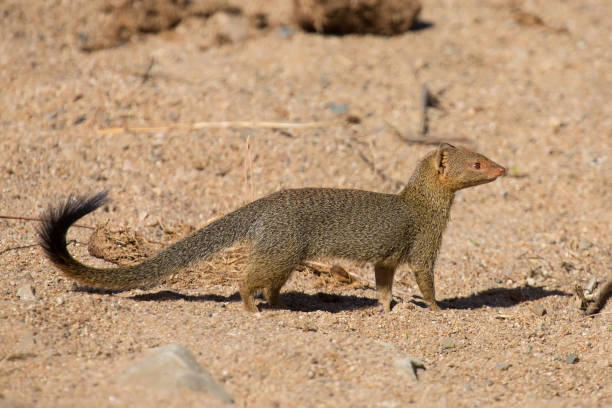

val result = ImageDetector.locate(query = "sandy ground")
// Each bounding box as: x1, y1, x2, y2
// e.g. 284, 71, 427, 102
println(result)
1, 0, 611, 407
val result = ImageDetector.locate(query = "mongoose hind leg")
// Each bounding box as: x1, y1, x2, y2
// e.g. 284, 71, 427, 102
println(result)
239, 280, 260, 313
240, 251, 298, 312
375, 263, 396, 313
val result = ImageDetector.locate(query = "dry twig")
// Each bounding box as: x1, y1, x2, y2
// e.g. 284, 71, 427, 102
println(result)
99, 119, 346, 135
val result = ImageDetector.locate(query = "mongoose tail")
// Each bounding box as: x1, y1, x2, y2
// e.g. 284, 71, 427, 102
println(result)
38, 191, 255, 290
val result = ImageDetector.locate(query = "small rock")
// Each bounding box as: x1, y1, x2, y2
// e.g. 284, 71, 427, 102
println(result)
327, 103, 348, 114
585, 277, 598, 294
118, 344, 233, 404
17, 284, 36, 301
439, 338, 455, 351
496, 362, 510, 371
526, 277, 536, 286
211, 12, 248, 45
279, 25, 294, 39
73, 114, 86, 125
394, 357, 426, 382
530, 304, 547, 316
566, 353, 579, 364
578, 240, 593, 251
376, 401, 399, 408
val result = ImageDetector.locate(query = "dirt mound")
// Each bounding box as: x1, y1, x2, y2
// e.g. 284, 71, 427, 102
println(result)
293, 0, 421, 35
74, 0, 251, 51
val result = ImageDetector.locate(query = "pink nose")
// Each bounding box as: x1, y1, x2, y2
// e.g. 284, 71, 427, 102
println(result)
497, 166, 506, 176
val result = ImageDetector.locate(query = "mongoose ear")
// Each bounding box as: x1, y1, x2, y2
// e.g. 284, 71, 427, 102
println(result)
434, 143, 454, 174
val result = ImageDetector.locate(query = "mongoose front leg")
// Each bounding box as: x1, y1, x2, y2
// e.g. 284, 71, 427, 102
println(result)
413, 267, 440, 311
375, 263, 396, 313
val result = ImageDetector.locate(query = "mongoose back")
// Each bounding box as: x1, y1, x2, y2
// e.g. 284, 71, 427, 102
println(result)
39, 143, 505, 312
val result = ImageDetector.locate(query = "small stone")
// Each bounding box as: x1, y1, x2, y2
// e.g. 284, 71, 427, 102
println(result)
579, 240, 593, 251
553, 354, 563, 361
327, 103, 348, 114
73, 114, 86, 125
585, 277, 598, 294
211, 12, 248, 45
496, 362, 510, 371
279, 25, 294, 39
526, 277, 536, 286
566, 353, 579, 364
394, 357, 426, 382
118, 344, 233, 404
17, 284, 36, 301
439, 338, 455, 350
376, 401, 399, 408
530, 304, 546, 316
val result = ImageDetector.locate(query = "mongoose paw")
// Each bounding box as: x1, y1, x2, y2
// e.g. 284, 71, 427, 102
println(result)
429, 302, 441, 312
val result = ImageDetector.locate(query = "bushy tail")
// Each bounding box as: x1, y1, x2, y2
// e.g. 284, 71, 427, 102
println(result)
38, 192, 256, 290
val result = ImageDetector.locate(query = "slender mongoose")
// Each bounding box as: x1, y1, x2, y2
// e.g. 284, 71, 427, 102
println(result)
38, 143, 505, 312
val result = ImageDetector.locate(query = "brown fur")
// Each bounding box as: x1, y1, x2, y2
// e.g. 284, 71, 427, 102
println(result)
39, 143, 505, 313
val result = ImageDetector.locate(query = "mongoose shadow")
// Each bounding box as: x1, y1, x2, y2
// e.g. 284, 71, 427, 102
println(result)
437, 285, 571, 310
77, 285, 569, 313
124, 289, 378, 313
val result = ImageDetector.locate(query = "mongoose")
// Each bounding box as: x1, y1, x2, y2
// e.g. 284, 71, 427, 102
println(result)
38, 143, 505, 313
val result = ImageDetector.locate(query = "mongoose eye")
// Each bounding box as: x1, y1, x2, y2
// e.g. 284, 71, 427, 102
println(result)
472, 162, 481, 169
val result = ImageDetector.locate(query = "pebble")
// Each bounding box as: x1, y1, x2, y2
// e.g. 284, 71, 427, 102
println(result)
439, 338, 455, 350
530, 304, 546, 316
279, 25, 294, 39
394, 357, 426, 382
526, 277, 536, 286
17, 284, 36, 301
565, 353, 579, 364
578, 240, 593, 251
74, 114, 86, 125
118, 344, 233, 404
327, 103, 348, 114
496, 362, 510, 371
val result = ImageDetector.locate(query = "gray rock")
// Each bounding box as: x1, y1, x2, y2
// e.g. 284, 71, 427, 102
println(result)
326, 103, 348, 114
566, 353, 579, 364
394, 357, 426, 382
530, 304, 546, 316
118, 344, 233, 404
496, 362, 510, 371
578, 240, 593, 251
17, 284, 36, 301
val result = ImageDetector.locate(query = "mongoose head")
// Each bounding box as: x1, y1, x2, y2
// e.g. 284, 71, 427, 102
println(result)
434, 143, 505, 191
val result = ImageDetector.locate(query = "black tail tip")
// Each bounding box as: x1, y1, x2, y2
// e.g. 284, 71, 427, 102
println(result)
38, 192, 110, 263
